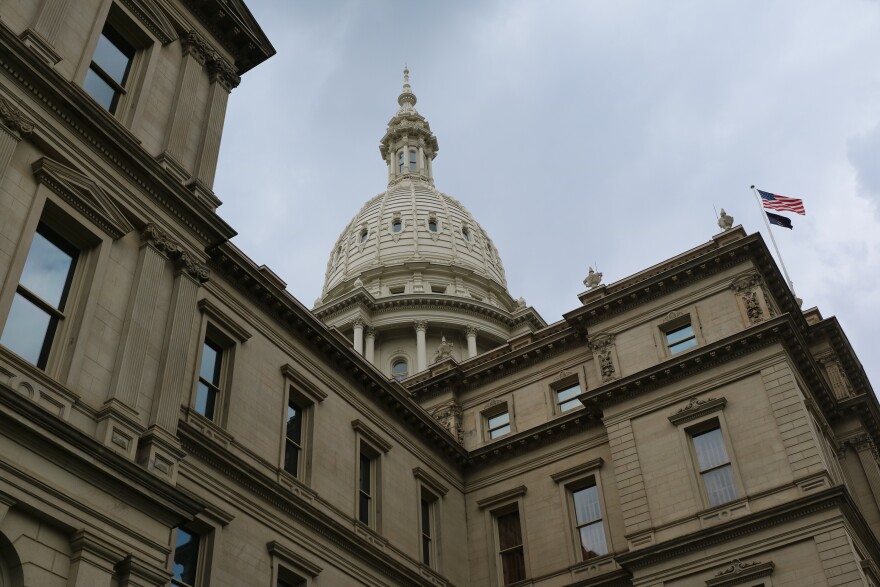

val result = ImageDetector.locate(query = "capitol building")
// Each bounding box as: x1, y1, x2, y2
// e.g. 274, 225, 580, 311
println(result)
0, 1, 879, 586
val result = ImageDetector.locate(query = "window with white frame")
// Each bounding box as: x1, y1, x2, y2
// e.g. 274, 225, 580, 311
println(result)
665, 322, 697, 355
554, 381, 582, 414
570, 483, 608, 560
486, 408, 511, 440
690, 423, 737, 507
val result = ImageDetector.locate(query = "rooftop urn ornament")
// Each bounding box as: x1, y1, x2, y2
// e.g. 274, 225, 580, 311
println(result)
516, 297, 527, 308
718, 208, 734, 231
584, 267, 603, 289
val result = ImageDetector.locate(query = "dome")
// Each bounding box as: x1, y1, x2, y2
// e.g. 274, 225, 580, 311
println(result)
322, 184, 507, 297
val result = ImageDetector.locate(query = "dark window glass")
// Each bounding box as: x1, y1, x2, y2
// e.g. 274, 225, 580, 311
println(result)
462, 228, 470, 241
85, 24, 135, 113
0, 225, 78, 368
409, 150, 417, 171
572, 485, 608, 559
171, 527, 199, 587
195, 339, 222, 420
358, 452, 372, 525
487, 411, 510, 439
421, 498, 432, 565
428, 220, 438, 232
284, 399, 303, 476
692, 427, 737, 506
666, 324, 697, 354
556, 383, 581, 413
398, 152, 404, 173
496, 510, 526, 585
392, 220, 402, 233
360, 229, 368, 243
392, 359, 408, 381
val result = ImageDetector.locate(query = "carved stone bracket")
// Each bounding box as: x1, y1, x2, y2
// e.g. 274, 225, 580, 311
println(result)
588, 333, 617, 383
141, 223, 209, 283
730, 270, 776, 325
0, 97, 35, 136
430, 400, 463, 445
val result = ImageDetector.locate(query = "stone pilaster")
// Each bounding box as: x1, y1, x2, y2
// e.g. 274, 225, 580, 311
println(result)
414, 320, 427, 372
0, 97, 34, 182
159, 31, 211, 181
190, 56, 239, 204
848, 435, 880, 506
68, 530, 122, 587
139, 247, 208, 483
365, 327, 376, 363
116, 555, 171, 587
465, 326, 478, 358
20, 0, 69, 65
352, 318, 364, 355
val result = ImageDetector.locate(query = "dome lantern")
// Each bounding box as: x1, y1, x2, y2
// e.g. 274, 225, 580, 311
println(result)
379, 67, 439, 186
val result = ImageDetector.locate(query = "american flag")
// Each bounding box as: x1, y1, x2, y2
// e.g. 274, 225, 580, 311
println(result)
757, 189, 806, 215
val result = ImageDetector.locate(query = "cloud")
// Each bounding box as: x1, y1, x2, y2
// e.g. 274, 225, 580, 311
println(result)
848, 121, 880, 205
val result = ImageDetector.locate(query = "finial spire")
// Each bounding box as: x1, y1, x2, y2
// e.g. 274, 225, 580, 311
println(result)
398, 65, 417, 110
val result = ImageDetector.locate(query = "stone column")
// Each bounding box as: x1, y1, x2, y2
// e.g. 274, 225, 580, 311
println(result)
0, 98, 35, 182
97, 225, 171, 460
365, 327, 376, 364
139, 250, 208, 483
21, 0, 70, 65
414, 320, 427, 372
465, 326, 478, 358
418, 146, 425, 174
191, 56, 239, 203
352, 318, 364, 355
159, 31, 211, 181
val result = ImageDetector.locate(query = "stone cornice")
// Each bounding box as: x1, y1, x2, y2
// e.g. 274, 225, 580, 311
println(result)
615, 486, 880, 570
0, 23, 237, 247
180, 0, 275, 74
0, 378, 203, 524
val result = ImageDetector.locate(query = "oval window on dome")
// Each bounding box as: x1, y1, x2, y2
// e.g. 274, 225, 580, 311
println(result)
428, 220, 438, 232
392, 219, 402, 233
360, 229, 368, 243
392, 359, 408, 381
462, 227, 470, 241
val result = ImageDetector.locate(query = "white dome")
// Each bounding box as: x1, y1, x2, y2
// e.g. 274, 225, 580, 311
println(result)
322, 181, 507, 297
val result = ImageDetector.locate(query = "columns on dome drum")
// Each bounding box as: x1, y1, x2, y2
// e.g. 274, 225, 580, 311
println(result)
414, 320, 428, 372
352, 318, 364, 355
365, 327, 376, 364
465, 325, 478, 358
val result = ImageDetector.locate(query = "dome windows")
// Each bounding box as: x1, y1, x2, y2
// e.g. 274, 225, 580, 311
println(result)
461, 227, 471, 242
427, 213, 439, 233
398, 151, 405, 173
409, 150, 417, 172
391, 358, 409, 381
360, 229, 368, 243
391, 212, 403, 233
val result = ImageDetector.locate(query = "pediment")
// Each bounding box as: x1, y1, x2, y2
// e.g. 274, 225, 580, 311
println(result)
31, 158, 135, 240
120, 0, 177, 44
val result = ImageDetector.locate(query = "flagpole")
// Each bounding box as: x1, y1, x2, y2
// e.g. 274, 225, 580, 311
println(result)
750, 185, 795, 294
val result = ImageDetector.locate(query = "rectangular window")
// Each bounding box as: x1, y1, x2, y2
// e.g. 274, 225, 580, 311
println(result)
277, 575, 305, 587
358, 450, 375, 526
284, 399, 303, 477
409, 150, 418, 171
691, 426, 737, 506
421, 496, 433, 566
666, 323, 697, 355
556, 382, 581, 413
487, 410, 511, 440
84, 22, 135, 113
171, 527, 200, 587
195, 337, 223, 420
571, 484, 608, 560
496, 510, 526, 585
1, 224, 78, 368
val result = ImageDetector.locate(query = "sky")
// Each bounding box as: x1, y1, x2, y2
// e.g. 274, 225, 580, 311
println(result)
214, 1, 880, 388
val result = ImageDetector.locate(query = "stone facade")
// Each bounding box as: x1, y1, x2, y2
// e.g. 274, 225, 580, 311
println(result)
0, 2, 879, 587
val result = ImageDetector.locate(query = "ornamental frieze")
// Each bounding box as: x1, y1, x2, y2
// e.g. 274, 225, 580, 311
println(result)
588, 332, 617, 383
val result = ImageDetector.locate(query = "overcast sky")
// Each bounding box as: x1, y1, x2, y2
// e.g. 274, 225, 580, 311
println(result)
214, 1, 880, 388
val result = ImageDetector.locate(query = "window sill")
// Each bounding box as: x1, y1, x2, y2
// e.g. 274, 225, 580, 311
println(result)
698, 496, 750, 528
182, 407, 234, 448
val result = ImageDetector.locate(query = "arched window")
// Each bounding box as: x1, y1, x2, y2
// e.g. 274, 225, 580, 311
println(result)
392, 219, 402, 233
392, 359, 408, 381
409, 149, 417, 172
428, 218, 438, 232
398, 151, 405, 173
462, 227, 470, 241
360, 229, 368, 243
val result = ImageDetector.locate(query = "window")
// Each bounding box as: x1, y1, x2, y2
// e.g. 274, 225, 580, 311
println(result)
195, 337, 223, 420
428, 219, 438, 232
691, 425, 737, 506
360, 229, 368, 243
487, 410, 511, 440
420, 491, 437, 567
398, 151, 405, 173
84, 22, 135, 113
555, 382, 582, 413
388, 285, 405, 295
409, 149, 418, 171
431, 284, 447, 294
358, 448, 377, 526
462, 227, 470, 241
391, 359, 408, 381
570, 484, 608, 560
496, 510, 526, 585
666, 323, 697, 355
1, 224, 78, 368
284, 399, 304, 477
171, 527, 200, 587
392, 219, 402, 233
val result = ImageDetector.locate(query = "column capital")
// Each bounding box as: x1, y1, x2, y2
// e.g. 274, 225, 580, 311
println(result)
208, 56, 241, 91
352, 317, 365, 329
0, 97, 35, 136
366, 326, 377, 338
413, 320, 428, 332
465, 325, 478, 337
172, 250, 210, 283
180, 30, 213, 65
